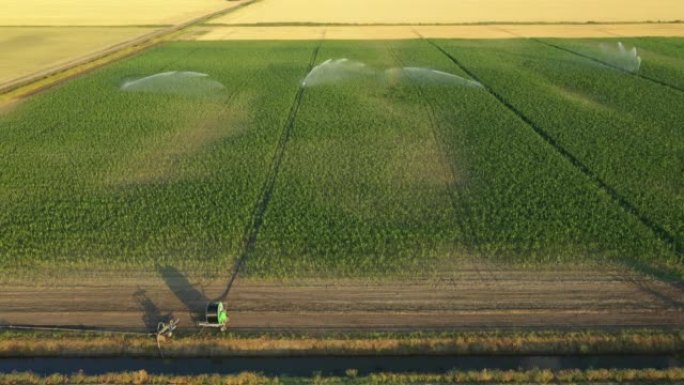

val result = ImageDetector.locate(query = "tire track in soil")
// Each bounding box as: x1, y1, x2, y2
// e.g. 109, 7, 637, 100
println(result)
416, 32, 684, 264
385, 42, 503, 296
216, 32, 326, 301
2, 268, 683, 330
608, 271, 684, 309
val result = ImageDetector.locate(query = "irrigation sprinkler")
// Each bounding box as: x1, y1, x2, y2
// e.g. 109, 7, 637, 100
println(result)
156, 318, 179, 340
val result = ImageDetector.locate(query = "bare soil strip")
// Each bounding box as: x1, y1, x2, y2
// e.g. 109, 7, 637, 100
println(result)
1, 267, 682, 331
188, 23, 684, 41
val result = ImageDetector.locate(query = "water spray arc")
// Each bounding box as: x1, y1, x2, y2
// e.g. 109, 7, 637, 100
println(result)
386, 67, 483, 88
120, 71, 225, 95
301, 58, 373, 87
599, 42, 642, 73
300, 57, 483, 89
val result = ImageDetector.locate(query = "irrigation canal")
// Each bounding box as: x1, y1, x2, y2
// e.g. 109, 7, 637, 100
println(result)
1, 354, 682, 376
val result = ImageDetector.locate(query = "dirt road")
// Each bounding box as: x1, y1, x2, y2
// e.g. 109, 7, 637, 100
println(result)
207, 0, 684, 25
189, 23, 684, 41
2, 264, 682, 332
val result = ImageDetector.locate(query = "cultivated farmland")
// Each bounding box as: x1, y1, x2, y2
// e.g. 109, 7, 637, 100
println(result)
0, 36, 683, 330
0, 27, 152, 84
0, 0, 244, 99
546, 37, 684, 90
434, 38, 684, 258
1, 39, 683, 276
250, 39, 679, 278
1, 0, 229, 26
0, 41, 314, 272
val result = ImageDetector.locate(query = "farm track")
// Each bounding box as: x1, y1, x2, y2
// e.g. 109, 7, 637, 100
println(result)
217, 33, 326, 301
1, 267, 683, 331
417, 34, 684, 263
189, 24, 684, 41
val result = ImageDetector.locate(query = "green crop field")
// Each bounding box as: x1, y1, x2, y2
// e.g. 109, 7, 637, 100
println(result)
251, 39, 679, 277
434, 39, 683, 257
0, 38, 682, 278
0, 41, 316, 272
545, 37, 684, 90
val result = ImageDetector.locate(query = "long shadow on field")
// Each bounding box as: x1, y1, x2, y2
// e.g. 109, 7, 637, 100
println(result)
133, 287, 174, 332
157, 265, 208, 323
613, 258, 684, 307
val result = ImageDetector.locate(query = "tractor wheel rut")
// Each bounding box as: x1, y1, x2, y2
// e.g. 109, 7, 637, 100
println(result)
1, 266, 682, 332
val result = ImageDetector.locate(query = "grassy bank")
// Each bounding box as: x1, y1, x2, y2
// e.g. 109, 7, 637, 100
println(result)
3, 368, 684, 384
1, 329, 682, 357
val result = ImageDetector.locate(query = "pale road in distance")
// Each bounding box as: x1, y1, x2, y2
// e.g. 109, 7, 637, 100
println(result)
210, 0, 684, 24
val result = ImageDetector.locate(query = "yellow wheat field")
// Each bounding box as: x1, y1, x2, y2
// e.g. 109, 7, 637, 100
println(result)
1, 0, 228, 26
210, 0, 684, 25
0, 27, 153, 84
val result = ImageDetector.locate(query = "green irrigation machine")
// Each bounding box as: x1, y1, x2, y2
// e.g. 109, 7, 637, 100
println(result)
156, 301, 229, 342
198, 301, 230, 332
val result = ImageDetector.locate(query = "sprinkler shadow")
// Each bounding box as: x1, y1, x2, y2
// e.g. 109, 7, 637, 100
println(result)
133, 287, 173, 332
612, 257, 684, 304
157, 264, 208, 323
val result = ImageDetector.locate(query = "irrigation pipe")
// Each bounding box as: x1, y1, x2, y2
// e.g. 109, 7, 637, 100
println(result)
1, 324, 152, 337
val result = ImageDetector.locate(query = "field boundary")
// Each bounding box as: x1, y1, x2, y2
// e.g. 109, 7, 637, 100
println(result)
535, 39, 684, 94
1, 328, 682, 357
3, 368, 684, 385
417, 33, 684, 264
203, 21, 684, 27
217, 33, 326, 301
0, 0, 259, 100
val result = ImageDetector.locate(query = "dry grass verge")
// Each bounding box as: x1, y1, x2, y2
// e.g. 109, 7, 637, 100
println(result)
2, 368, 684, 384
0, 329, 682, 357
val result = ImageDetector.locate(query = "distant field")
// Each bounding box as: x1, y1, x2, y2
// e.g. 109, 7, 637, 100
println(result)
0, 27, 153, 84
1, 0, 228, 26
209, 0, 684, 25
0, 39, 682, 277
